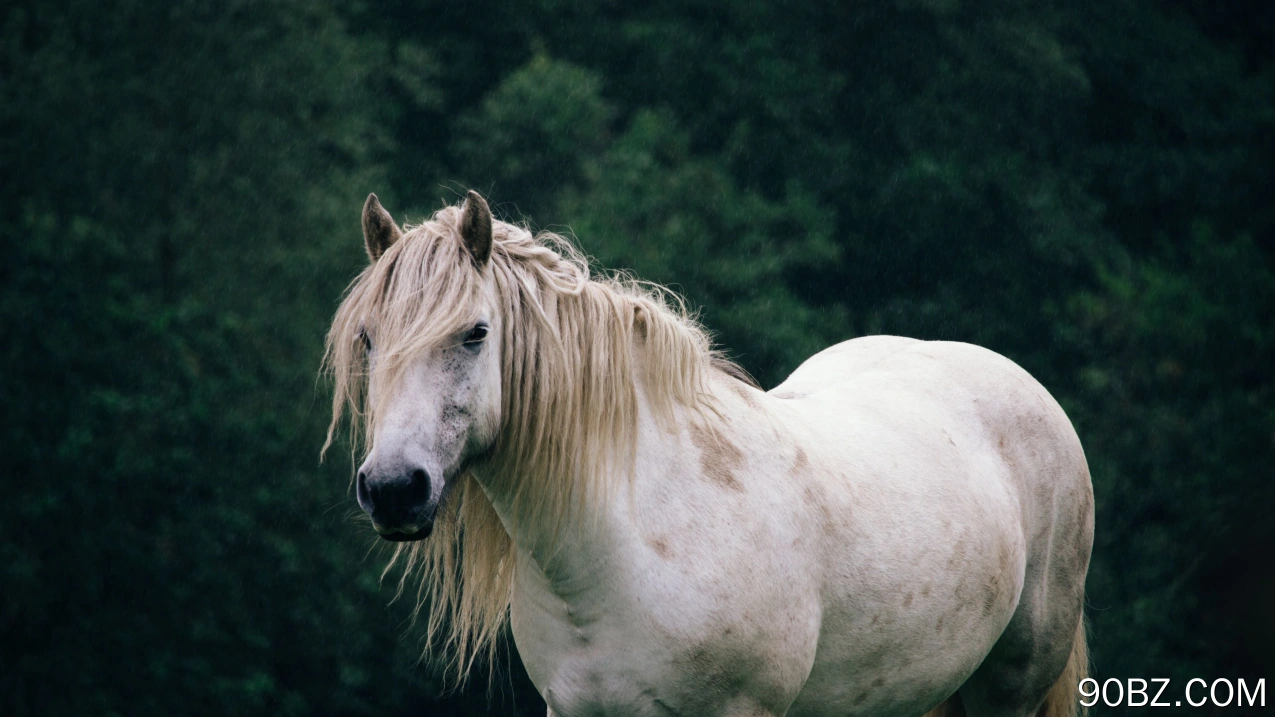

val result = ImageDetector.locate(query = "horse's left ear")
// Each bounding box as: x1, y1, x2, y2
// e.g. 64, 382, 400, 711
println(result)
460, 190, 493, 268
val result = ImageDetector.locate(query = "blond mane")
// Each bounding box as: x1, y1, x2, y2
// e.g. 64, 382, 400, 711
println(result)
322, 201, 744, 681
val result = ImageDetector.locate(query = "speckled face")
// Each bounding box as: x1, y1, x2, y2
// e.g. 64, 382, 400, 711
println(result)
354, 281, 503, 541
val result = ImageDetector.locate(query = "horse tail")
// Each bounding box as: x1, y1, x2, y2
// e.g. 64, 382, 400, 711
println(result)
920, 615, 1088, 717
1039, 615, 1089, 717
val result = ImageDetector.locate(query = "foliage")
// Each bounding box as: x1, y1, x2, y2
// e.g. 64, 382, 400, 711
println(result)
2, 0, 1271, 714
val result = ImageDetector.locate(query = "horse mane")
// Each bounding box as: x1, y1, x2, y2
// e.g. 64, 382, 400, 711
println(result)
321, 200, 745, 682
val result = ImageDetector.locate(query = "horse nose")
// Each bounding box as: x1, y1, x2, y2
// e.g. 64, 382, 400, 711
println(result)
356, 466, 432, 535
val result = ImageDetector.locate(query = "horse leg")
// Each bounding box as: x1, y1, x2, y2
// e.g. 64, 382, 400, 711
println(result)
956, 611, 1086, 717
953, 493, 1091, 717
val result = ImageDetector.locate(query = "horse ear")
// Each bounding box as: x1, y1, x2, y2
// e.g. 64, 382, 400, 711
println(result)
362, 193, 402, 262
460, 190, 493, 268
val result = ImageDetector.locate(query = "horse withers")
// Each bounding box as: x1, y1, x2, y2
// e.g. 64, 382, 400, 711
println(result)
322, 191, 1094, 717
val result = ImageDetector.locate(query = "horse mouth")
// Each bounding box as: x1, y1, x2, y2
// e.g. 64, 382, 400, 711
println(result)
373, 522, 434, 542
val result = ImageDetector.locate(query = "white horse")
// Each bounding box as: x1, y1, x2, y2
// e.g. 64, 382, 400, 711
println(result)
323, 191, 1094, 717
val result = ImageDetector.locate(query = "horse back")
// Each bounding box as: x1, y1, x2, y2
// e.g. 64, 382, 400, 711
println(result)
773, 335, 1090, 530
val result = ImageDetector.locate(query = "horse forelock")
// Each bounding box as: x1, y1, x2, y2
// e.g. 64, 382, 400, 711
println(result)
321, 198, 742, 683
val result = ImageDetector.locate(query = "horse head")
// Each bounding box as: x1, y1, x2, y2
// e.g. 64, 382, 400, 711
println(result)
348, 191, 502, 541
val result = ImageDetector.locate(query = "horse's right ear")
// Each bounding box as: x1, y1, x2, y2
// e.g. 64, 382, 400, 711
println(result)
362, 193, 402, 262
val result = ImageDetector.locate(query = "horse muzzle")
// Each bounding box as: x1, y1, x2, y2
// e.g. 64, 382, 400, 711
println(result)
356, 463, 438, 542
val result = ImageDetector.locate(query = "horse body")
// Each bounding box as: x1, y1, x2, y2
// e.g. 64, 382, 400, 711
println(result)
326, 193, 1093, 717
501, 336, 1091, 717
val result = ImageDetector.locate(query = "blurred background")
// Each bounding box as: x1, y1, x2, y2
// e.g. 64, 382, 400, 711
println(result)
2, 0, 1272, 714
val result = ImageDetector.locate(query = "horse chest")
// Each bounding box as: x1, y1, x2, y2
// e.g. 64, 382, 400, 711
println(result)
510, 553, 818, 717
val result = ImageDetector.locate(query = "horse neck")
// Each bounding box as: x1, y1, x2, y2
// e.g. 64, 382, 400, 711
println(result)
470, 449, 635, 596
472, 374, 713, 592
474, 369, 762, 603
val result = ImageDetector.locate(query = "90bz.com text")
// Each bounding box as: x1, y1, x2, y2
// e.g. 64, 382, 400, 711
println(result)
1079, 678, 1265, 708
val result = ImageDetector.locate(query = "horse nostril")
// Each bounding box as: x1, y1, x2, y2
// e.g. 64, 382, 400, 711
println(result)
409, 468, 431, 506
356, 471, 372, 512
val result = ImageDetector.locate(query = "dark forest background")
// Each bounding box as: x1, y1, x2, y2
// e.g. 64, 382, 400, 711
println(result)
2, 1, 1272, 715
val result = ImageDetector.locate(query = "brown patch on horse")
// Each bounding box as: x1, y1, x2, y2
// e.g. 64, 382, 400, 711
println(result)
688, 424, 745, 491
649, 537, 673, 560
983, 540, 1015, 616
791, 446, 810, 475
800, 482, 835, 526
946, 536, 968, 568
982, 583, 1000, 616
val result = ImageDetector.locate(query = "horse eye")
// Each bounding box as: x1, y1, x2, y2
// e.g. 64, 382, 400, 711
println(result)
358, 328, 372, 353
464, 324, 488, 345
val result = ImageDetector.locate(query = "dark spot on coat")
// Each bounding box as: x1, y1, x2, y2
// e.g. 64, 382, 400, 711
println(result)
946, 537, 968, 568
982, 584, 999, 616
936, 615, 944, 633
800, 482, 834, 524
688, 423, 745, 491
791, 447, 810, 475
983, 541, 1014, 616
649, 538, 672, 560
903, 593, 913, 608
853, 692, 869, 706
